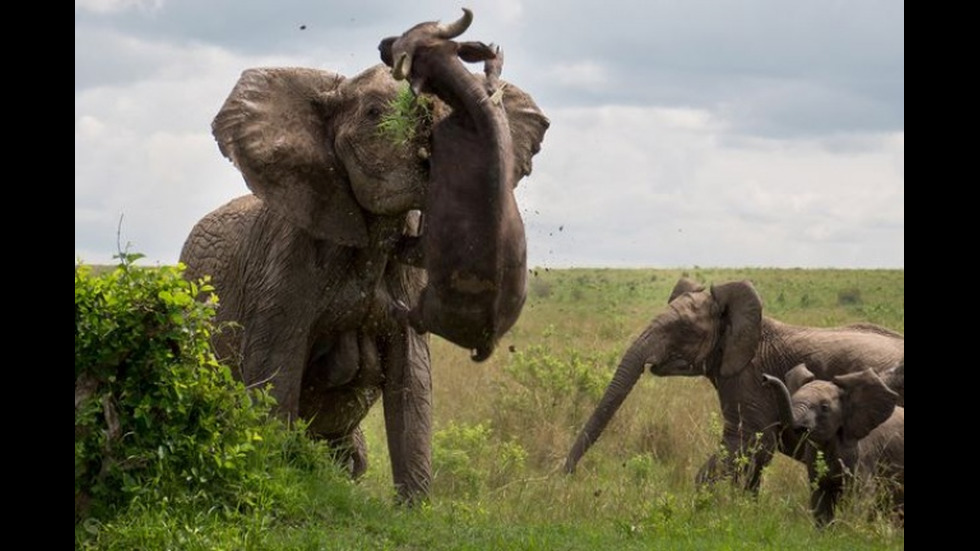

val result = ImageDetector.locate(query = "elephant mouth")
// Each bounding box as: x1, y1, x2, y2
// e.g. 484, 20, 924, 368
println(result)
647, 358, 700, 377
344, 143, 431, 213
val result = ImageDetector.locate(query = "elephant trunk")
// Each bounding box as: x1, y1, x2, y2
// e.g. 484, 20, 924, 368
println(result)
564, 330, 655, 473
762, 373, 810, 459
761, 374, 795, 428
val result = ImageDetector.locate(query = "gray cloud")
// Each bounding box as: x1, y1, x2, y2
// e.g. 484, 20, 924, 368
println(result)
75, 0, 903, 268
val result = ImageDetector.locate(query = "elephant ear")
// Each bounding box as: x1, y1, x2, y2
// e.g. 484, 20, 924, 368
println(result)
881, 358, 904, 405
710, 280, 762, 377
212, 67, 369, 247
499, 80, 550, 186
834, 369, 898, 441
668, 277, 705, 303
785, 363, 816, 394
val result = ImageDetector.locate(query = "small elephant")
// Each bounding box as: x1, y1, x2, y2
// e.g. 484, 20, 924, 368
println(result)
763, 365, 904, 526
379, 8, 549, 362
181, 56, 548, 503
564, 277, 905, 495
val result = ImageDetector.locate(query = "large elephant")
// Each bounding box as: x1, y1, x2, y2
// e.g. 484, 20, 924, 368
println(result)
879, 357, 904, 407
564, 277, 905, 494
763, 366, 904, 526
180, 59, 548, 503
380, 8, 547, 361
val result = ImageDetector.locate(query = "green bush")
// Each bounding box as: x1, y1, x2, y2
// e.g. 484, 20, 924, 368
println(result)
432, 421, 527, 498
74, 253, 283, 523
501, 345, 615, 408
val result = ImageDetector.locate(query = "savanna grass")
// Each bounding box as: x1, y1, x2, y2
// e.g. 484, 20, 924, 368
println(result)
359, 268, 903, 548
79, 267, 903, 550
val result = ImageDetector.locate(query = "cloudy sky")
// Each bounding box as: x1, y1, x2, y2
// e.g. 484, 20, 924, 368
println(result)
75, 0, 904, 269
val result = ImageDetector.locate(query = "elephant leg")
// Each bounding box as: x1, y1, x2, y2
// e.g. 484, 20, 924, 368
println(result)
238, 250, 319, 421
349, 426, 369, 478
809, 481, 841, 527
381, 324, 432, 504
238, 295, 313, 420
326, 426, 369, 479
695, 452, 765, 493
242, 344, 306, 419
301, 331, 382, 480
742, 449, 773, 493
805, 458, 844, 527
695, 439, 775, 494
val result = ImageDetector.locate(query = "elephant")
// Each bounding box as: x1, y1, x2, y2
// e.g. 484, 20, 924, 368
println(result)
763, 365, 904, 526
879, 358, 904, 407
564, 277, 905, 495
379, 8, 548, 362
180, 57, 548, 503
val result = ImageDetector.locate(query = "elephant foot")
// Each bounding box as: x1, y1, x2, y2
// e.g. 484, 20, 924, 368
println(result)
348, 427, 369, 479
327, 428, 369, 480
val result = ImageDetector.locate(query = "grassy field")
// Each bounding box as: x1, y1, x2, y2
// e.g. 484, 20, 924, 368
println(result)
351, 268, 904, 549
81, 268, 904, 550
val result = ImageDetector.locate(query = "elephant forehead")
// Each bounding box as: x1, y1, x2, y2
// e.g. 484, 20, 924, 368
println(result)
347, 63, 400, 91
669, 288, 714, 315
796, 380, 841, 403
662, 292, 718, 335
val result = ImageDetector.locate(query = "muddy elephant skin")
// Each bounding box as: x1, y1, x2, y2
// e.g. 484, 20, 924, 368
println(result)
379, 8, 550, 362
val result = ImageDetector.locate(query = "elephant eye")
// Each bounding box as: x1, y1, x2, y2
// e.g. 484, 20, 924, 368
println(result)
819, 402, 831, 413
365, 105, 384, 120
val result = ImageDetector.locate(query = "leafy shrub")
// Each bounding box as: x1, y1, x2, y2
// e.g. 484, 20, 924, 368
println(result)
501, 345, 614, 407
74, 253, 287, 522
624, 453, 656, 482
432, 421, 527, 498
489, 346, 617, 468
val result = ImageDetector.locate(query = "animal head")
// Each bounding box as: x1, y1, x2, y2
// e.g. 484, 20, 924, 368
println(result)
211, 64, 429, 247
784, 364, 899, 445
379, 8, 474, 88
639, 277, 762, 378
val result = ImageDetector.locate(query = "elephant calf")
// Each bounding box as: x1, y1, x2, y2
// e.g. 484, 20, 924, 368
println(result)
764, 365, 904, 527
379, 8, 548, 362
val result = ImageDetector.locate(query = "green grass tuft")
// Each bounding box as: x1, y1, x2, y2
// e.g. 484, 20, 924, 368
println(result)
377, 84, 433, 146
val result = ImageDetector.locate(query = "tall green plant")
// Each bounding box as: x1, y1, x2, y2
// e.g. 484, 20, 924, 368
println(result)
74, 253, 282, 523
